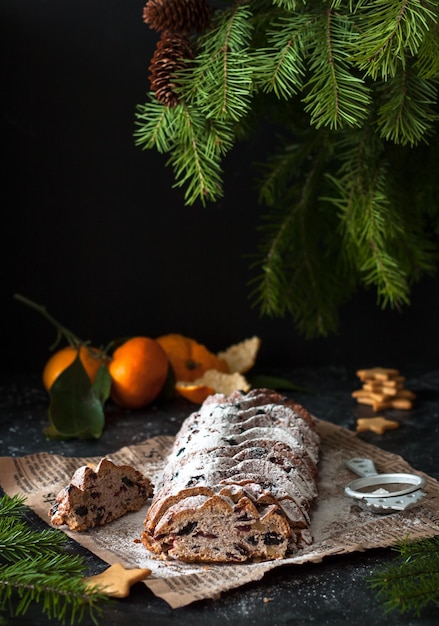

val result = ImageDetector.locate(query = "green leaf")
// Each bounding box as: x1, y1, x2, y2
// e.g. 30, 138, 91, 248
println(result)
247, 374, 312, 393
92, 363, 112, 405
46, 354, 105, 440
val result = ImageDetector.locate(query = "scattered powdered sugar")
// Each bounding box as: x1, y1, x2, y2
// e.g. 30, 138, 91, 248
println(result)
19, 414, 438, 609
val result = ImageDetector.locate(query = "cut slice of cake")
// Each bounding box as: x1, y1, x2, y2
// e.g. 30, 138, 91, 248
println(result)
49, 458, 153, 531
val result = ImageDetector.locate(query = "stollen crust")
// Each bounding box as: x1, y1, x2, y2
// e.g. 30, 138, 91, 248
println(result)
49, 458, 153, 531
142, 388, 320, 563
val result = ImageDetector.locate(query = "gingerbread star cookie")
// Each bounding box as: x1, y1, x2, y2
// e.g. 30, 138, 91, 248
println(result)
356, 416, 400, 435
356, 367, 400, 381
352, 367, 416, 411
83, 563, 151, 598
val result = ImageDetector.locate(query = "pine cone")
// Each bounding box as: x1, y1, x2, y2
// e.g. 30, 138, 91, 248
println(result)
149, 31, 194, 107
143, 0, 211, 34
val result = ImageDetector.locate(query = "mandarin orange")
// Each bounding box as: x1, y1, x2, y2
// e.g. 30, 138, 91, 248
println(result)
156, 333, 228, 383
174, 382, 215, 404
42, 345, 104, 391
108, 336, 169, 409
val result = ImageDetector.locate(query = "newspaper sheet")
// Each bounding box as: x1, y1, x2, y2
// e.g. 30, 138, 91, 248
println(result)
1, 419, 438, 608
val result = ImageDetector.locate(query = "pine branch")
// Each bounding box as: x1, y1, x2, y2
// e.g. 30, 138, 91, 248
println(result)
0, 494, 108, 624
369, 536, 439, 616
415, 24, 439, 78
251, 14, 309, 99
0, 517, 68, 563
135, 6, 253, 205
350, 0, 438, 79
249, 131, 353, 337
0, 494, 26, 519
302, 7, 371, 129
272, 0, 305, 10
134, 96, 179, 153
376, 63, 438, 146
324, 130, 412, 308
0, 556, 106, 625
254, 112, 324, 205
323, 128, 438, 307
166, 103, 234, 204
178, 4, 255, 121
135, 95, 234, 205
135, 0, 439, 336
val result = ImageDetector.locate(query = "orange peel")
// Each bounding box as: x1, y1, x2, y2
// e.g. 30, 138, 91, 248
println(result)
156, 333, 228, 382
175, 382, 215, 404
173, 336, 260, 404
176, 370, 251, 403
217, 336, 261, 374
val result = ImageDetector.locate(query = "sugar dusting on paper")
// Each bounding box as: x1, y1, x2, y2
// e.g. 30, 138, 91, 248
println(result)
0, 420, 438, 608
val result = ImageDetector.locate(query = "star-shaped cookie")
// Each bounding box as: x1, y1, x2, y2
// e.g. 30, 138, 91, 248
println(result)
356, 367, 400, 381
83, 563, 151, 598
356, 416, 400, 435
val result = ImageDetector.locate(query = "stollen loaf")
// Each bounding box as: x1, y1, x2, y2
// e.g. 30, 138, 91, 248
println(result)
142, 388, 320, 562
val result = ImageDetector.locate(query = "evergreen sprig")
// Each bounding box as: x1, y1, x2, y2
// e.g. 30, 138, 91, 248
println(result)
180, 3, 255, 121
369, 535, 439, 616
0, 494, 108, 624
0, 494, 26, 520
136, 0, 439, 337
135, 96, 234, 204
349, 0, 437, 79
249, 126, 354, 336
251, 15, 309, 99
301, 7, 371, 129
376, 62, 438, 146
0, 516, 69, 563
323, 129, 413, 308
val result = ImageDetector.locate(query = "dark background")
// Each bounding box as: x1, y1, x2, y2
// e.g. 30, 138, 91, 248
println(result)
2, 0, 438, 380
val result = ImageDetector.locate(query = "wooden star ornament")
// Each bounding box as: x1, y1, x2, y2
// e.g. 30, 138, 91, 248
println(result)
356, 416, 400, 435
83, 563, 151, 598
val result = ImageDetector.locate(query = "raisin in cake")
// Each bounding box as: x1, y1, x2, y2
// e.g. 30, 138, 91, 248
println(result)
49, 458, 153, 531
142, 388, 320, 563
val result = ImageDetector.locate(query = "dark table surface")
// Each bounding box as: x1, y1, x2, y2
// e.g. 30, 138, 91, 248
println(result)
1, 365, 438, 625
